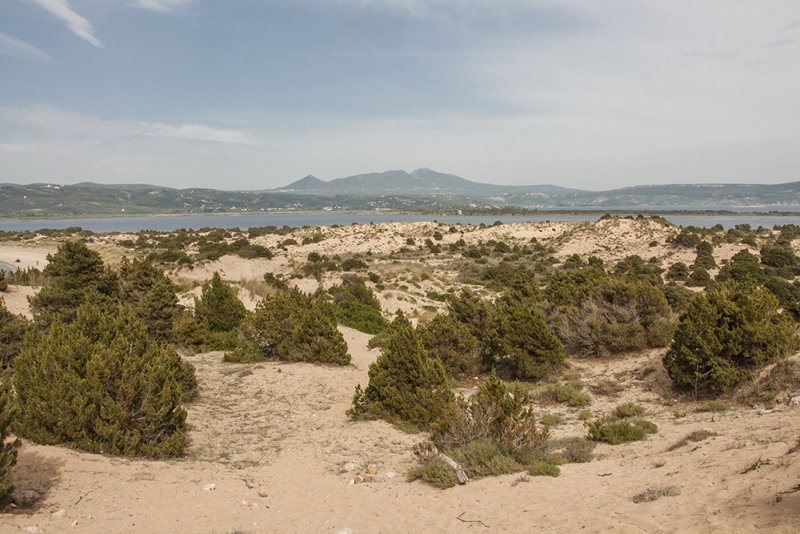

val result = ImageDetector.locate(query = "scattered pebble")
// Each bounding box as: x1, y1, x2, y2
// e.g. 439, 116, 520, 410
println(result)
202, 483, 216, 491
339, 461, 361, 473
385, 471, 396, 479
366, 464, 378, 475
52, 509, 67, 518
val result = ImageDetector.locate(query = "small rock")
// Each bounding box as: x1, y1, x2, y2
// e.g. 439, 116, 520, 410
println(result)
760, 409, 774, 415
24, 527, 39, 533
320, 405, 331, 411
385, 471, 396, 479
52, 509, 67, 518
202, 483, 216, 491
366, 464, 378, 475
339, 461, 361, 473
364, 476, 374, 483
789, 396, 800, 407
353, 476, 364, 484
242, 500, 249, 506
347, 479, 354, 485
335, 529, 354, 534
71, 520, 79, 527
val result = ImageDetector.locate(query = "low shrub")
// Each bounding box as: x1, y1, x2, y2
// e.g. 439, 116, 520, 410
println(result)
590, 379, 626, 396
556, 436, 596, 463
632, 485, 681, 503
613, 403, 646, 418
698, 399, 730, 412
0, 370, 18, 500
663, 281, 797, 393
539, 414, 565, 427
417, 315, 482, 379
528, 460, 560, 477
536, 382, 591, 407
667, 430, 717, 451
349, 316, 452, 429
586, 417, 656, 445
14, 303, 193, 458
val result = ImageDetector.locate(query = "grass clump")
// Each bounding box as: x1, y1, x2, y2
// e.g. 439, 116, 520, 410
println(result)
539, 414, 565, 427
667, 429, 718, 451
408, 457, 459, 489
586, 416, 657, 445
632, 485, 681, 503
698, 399, 730, 412
537, 382, 591, 407
528, 461, 560, 477
590, 379, 626, 396
613, 402, 646, 418
555, 437, 596, 463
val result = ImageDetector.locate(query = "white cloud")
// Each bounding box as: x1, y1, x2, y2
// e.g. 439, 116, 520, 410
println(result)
144, 123, 262, 145
135, 0, 195, 13
27, 0, 104, 48
0, 32, 54, 62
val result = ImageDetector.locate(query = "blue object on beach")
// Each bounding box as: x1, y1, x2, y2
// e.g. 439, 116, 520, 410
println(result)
15, 259, 20, 263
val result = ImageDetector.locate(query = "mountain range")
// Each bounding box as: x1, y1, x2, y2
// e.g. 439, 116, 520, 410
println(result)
275, 168, 800, 208
3, 168, 800, 219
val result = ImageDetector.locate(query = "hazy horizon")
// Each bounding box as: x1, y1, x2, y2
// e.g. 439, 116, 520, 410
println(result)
1, 1, 798, 191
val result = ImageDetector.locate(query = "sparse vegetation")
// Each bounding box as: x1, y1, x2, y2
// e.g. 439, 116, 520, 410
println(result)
632, 485, 681, 503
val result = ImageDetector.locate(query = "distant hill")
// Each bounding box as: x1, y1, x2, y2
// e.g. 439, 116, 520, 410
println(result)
2, 170, 800, 219
275, 168, 800, 207
276, 168, 580, 197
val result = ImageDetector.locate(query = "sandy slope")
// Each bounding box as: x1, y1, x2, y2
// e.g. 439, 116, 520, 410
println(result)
2, 221, 800, 533
2, 328, 800, 533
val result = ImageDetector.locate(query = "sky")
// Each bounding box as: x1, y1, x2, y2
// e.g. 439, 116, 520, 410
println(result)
0, 0, 798, 191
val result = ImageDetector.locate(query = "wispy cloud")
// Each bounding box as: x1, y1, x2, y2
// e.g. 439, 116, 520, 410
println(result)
135, 0, 195, 13
27, 0, 103, 48
0, 32, 54, 62
144, 123, 262, 145
782, 21, 800, 31
766, 39, 796, 49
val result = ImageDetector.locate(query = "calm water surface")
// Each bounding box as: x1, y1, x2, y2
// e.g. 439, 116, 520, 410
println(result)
3, 211, 800, 233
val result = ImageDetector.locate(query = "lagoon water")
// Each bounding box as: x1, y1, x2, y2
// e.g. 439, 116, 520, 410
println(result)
3, 210, 800, 233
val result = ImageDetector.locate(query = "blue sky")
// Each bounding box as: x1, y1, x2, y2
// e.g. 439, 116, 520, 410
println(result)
0, 0, 798, 191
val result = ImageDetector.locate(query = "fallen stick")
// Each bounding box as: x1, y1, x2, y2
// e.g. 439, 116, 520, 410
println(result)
457, 511, 489, 528
439, 453, 469, 484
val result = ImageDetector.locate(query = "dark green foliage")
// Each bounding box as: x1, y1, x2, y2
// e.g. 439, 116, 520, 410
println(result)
349, 316, 453, 429
329, 279, 388, 334
335, 301, 388, 335
663, 281, 798, 393
562, 254, 585, 270
545, 267, 609, 308
716, 249, 764, 283
0, 370, 19, 500
30, 240, 118, 327
229, 290, 351, 365
763, 277, 800, 319
0, 298, 30, 368
417, 315, 482, 379
14, 303, 193, 458
194, 272, 247, 332
447, 289, 495, 344
666, 262, 689, 281
686, 265, 712, 288
408, 457, 459, 489
118, 258, 179, 340
760, 246, 799, 269
263, 272, 289, 291
491, 304, 565, 381
614, 255, 664, 286
663, 283, 696, 314
552, 279, 675, 357
0, 270, 6, 292
341, 258, 368, 271
672, 229, 702, 248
